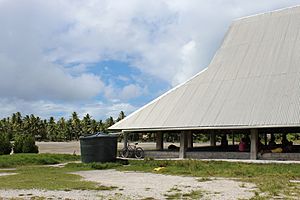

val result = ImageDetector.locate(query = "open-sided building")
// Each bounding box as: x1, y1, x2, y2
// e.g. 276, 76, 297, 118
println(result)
109, 6, 300, 160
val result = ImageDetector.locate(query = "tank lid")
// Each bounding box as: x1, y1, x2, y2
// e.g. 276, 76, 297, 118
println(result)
80, 132, 119, 139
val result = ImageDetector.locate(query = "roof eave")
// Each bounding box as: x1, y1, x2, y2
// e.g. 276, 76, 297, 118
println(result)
109, 124, 300, 133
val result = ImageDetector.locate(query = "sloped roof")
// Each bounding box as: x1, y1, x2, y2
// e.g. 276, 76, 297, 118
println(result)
109, 6, 300, 131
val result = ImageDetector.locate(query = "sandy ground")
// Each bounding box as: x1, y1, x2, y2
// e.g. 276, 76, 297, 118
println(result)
0, 169, 256, 200
36, 141, 211, 155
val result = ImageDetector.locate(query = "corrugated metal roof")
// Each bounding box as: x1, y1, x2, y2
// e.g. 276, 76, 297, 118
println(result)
109, 6, 300, 131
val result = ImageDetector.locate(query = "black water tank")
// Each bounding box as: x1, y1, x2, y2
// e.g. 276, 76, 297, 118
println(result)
80, 133, 118, 163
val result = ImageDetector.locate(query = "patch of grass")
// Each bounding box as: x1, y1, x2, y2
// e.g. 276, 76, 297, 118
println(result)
123, 159, 290, 177
182, 190, 203, 199
0, 154, 123, 191
0, 153, 80, 168
0, 165, 116, 191
167, 187, 182, 193
121, 159, 300, 199
164, 192, 181, 200
164, 190, 203, 200
197, 177, 212, 182
29, 197, 46, 200
250, 191, 268, 200
98, 193, 131, 200
98, 185, 118, 190
65, 162, 122, 170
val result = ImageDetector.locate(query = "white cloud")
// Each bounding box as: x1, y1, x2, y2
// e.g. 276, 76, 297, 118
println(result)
104, 83, 145, 101
0, 0, 299, 118
120, 84, 143, 100
35, 0, 299, 86
0, 98, 137, 120
0, 53, 104, 100
0, 0, 105, 101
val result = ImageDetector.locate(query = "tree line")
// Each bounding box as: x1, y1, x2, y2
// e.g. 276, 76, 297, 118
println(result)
0, 111, 125, 142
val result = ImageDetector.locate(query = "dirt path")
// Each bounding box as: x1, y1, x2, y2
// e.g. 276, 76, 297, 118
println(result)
0, 169, 256, 199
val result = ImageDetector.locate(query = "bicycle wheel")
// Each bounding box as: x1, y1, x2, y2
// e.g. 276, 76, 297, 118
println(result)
121, 147, 130, 158
135, 147, 144, 159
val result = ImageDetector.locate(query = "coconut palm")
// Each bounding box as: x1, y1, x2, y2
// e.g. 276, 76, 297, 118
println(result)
71, 112, 82, 140
82, 113, 93, 135
47, 117, 57, 141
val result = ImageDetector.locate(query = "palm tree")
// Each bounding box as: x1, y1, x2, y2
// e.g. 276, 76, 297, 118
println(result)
66, 119, 73, 141
91, 119, 98, 133
38, 119, 48, 141
104, 116, 115, 132
57, 117, 68, 141
71, 112, 82, 140
116, 111, 126, 122
97, 120, 105, 133
0, 111, 126, 141
0, 118, 12, 140
82, 113, 93, 135
47, 117, 57, 141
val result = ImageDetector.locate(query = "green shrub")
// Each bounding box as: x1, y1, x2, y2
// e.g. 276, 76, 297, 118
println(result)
13, 135, 39, 153
0, 134, 12, 155
13, 135, 24, 153
22, 135, 39, 153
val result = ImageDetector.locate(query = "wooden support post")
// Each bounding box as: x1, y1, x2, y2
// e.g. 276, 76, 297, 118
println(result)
156, 132, 164, 150
179, 131, 187, 159
123, 132, 128, 148
232, 132, 235, 145
210, 132, 216, 146
187, 131, 193, 149
250, 129, 258, 160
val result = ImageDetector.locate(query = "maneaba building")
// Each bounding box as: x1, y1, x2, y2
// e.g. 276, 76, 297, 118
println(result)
110, 6, 300, 160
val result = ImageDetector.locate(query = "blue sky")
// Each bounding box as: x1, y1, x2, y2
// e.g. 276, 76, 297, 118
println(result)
0, 0, 299, 120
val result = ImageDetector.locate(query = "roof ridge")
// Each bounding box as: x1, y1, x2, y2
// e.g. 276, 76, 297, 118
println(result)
235, 5, 300, 21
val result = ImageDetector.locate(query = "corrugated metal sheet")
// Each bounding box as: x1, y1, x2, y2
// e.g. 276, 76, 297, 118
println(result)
109, 6, 300, 131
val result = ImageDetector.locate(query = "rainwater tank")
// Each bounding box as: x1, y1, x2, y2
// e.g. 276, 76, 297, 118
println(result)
80, 133, 118, 163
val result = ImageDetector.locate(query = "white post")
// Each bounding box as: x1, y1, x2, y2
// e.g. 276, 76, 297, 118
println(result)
156, 132, 164, 150
250, 129, 258, 160
179, 131, 187, 159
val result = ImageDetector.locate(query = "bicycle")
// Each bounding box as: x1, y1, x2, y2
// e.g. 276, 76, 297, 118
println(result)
120, 143, 144, 159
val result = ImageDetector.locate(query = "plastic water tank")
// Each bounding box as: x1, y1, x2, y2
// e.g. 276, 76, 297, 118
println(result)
80, 133, 118, 163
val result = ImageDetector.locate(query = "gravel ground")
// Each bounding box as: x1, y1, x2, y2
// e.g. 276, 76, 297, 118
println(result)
0, 189, 100, 199
0, 169, 256, 200
72, 169, 256, 200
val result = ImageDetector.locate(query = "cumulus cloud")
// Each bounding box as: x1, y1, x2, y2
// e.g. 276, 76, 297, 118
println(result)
0, 0, 299, 119
104, 83, 146, 101
0, 54, 104, 100
39, 0, 300, 85
0, 0, 105, 101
